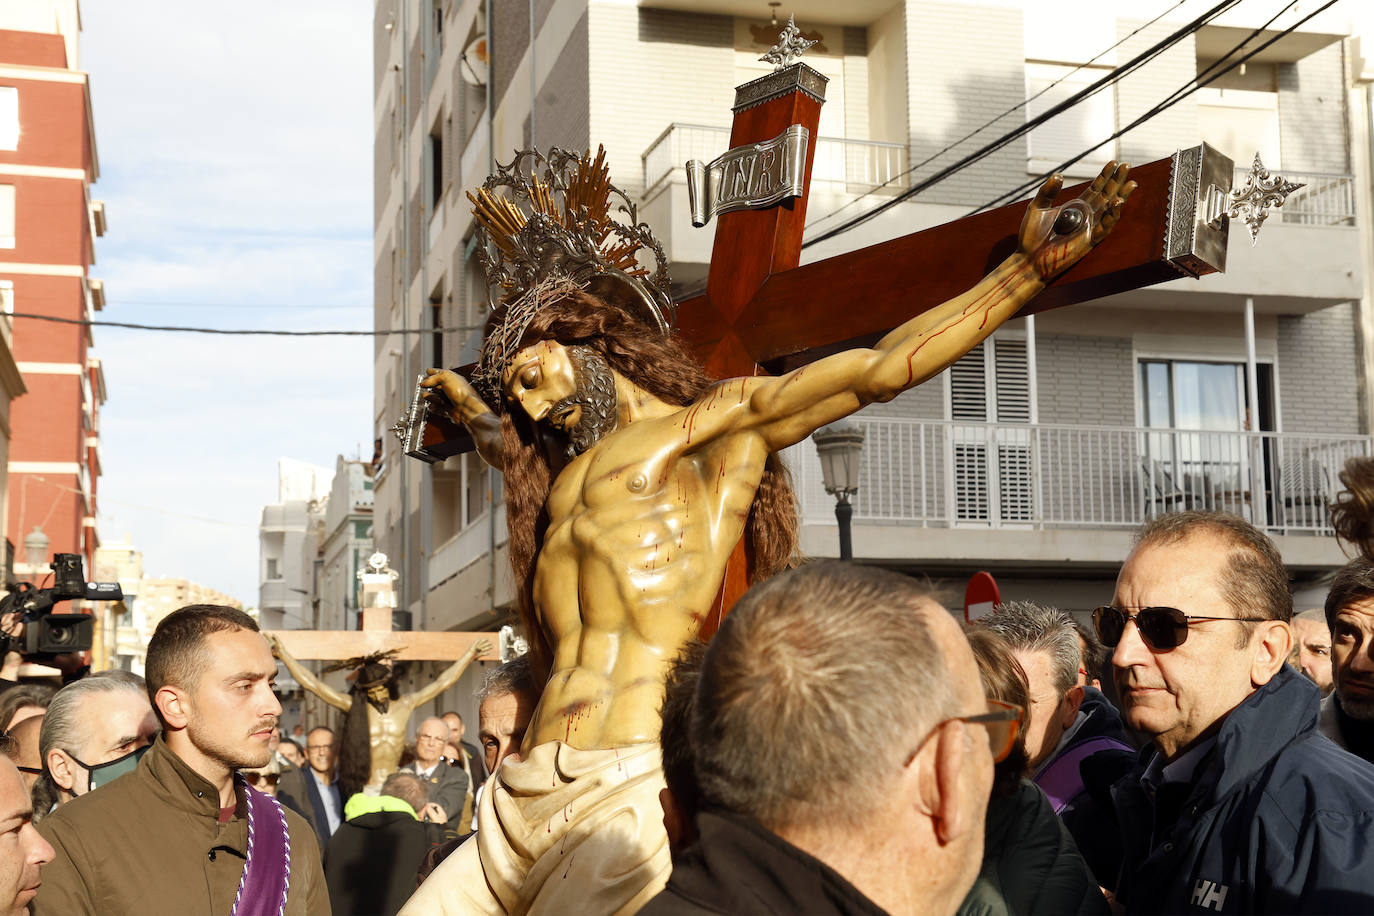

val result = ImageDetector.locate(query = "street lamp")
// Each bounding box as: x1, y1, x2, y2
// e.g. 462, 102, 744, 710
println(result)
811, 422, 866, 560
22, 526, 48, 574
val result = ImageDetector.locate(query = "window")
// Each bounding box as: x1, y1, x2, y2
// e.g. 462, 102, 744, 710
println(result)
0, 185, 14, 249
266, 557, 281, 580
949, 334, 1036, 523
1025, 63, 1116, 179
0, 88, 15, 151
1137, 359, 1275, 518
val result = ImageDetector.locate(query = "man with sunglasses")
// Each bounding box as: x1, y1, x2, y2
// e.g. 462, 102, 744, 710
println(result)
640, 561, 1006, 916
1097, 512, 1374, 914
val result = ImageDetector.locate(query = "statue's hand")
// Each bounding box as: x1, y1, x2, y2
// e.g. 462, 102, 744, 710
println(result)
471, 638, 494, 658
264, 632, 284, 658
421, 368, 489, 422
1017, 161, 1135, 283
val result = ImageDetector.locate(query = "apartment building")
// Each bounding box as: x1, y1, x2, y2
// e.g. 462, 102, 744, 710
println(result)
258, 458, 332, 632
0, 0, 101, 578
94, 535, 244, 674
374, 0, 1372, 627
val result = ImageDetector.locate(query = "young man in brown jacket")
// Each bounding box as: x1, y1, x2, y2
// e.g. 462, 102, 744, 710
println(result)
32, 604, 330, 915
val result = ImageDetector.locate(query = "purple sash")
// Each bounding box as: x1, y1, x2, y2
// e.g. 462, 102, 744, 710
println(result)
1035, 736, 1131, 813
231, 775, 292, 916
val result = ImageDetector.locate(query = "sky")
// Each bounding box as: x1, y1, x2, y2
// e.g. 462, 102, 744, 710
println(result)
79, 1, 376, 605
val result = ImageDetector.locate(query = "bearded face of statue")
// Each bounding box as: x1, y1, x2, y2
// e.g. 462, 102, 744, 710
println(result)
503, 340, 619, 459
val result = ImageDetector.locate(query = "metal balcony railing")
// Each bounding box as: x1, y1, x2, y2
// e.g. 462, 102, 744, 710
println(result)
1242, 169, 1355, 226
783, 418, 1371, 535
642, 123, 909, 197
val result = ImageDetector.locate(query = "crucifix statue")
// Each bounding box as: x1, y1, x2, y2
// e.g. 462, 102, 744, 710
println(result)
395, 15, 1306, 907
265, 553, 495, 796
401, 114, 1135, 916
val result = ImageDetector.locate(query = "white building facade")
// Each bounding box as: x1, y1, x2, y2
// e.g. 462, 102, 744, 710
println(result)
373, 0, 1373, 627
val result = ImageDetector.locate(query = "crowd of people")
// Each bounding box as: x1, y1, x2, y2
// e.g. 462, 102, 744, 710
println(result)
0, 504, 1371, 913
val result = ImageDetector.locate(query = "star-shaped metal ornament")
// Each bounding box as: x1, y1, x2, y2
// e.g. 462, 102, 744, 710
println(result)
1227, 153, 1305, 246
759, 15, 816, 70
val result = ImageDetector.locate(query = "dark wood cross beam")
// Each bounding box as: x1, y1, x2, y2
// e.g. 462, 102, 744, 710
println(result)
677, 66, 1193, 379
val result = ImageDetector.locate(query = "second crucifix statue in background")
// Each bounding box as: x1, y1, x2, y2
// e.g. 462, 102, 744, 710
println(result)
268, 635, 492, 798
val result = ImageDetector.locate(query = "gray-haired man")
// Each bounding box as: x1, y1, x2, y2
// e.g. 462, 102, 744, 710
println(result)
977, 602, 1134, 886
641, 561, 1006, 916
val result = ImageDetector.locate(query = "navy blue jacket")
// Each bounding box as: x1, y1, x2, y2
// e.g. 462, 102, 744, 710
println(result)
1112, 666, 1374, 914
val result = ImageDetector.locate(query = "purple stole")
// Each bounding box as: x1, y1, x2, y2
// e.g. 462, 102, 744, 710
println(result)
230, 775, 292, 916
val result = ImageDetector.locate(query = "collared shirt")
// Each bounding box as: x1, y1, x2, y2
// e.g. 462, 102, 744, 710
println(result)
1140, 736, 1217, 797
414, 761, 438, 780
310, 768, 342, 835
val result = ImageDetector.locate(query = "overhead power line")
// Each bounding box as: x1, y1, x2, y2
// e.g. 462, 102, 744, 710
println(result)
803, 0, 1192, 234
801, 0, 1245, 249
6, 312, 467, 337
972, 0, 1335, 214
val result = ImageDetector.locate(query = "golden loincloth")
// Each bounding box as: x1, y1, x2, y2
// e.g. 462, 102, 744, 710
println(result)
400, 740, 670, 915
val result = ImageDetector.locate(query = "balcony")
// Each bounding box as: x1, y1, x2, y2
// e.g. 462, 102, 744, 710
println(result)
641, 124, 926, 274
1257, 169, 1354, 227
784, 418, 1370, 567
643, 123, 910, 198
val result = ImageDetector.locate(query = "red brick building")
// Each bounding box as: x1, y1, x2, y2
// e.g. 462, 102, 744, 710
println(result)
0, 10, 104, 577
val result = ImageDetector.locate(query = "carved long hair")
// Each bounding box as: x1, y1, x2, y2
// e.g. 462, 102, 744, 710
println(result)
336, 660, 401, 799
490, 289, 798, 683
1331, 456, 1374, 561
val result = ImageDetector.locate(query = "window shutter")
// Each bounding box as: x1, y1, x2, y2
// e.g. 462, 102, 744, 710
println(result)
950, 343, 988, 422
993, 337, 1031, 423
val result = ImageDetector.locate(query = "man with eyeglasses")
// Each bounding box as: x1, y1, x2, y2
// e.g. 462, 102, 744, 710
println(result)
278, 726, 344, 845
640, 561, 1004, 916
1096, 511, 1374, 914
409, 717, 467, 824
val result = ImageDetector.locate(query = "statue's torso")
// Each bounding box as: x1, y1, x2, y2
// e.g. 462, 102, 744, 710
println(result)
366, 699, 413, 784
528, 404, 769, 750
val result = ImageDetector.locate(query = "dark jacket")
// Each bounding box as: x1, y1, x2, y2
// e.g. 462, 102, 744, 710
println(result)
958, 780, 1109, 916
638, 809, 888, 915
1033, 686, 1136, 887
279, 763, 343, 845
410, 758, 468, 821
34, 735, 329, 915
324, 795, 449, 916
1111, 666, 1374, 914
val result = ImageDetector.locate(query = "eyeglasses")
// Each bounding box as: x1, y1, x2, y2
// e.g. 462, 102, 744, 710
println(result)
244, 772, 279, 786
949, 699, 1023, 763
1093, 605, 1270, 651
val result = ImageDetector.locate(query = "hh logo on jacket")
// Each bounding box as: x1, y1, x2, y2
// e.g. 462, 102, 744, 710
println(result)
1191, 878, 1229, 911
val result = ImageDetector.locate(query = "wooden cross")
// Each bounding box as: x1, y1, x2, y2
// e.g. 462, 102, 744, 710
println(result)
268, 555, 498, 663
267, 606, 498, 664
407, 61, 1230, 621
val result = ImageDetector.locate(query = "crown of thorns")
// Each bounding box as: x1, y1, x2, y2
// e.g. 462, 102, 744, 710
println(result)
468, 145, 674, 405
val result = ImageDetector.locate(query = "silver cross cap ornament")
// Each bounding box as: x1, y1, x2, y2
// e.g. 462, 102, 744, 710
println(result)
1223, 153, 1305, 246
759, 15, 816, 70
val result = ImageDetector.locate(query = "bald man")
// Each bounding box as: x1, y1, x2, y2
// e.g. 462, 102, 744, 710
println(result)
409, 717, 467, 822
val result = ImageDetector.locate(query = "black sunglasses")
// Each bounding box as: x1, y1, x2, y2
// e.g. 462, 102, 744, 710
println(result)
1092, 605, 1269, 651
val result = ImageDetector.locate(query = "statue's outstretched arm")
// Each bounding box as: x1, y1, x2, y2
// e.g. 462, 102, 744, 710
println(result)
739, 162, 1135, 452
406, 638, 493, 708
264, 633, 352, 712
420, 369, 504, 470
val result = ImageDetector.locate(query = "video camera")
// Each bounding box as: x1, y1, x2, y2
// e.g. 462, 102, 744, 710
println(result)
0, 553, 123, 656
